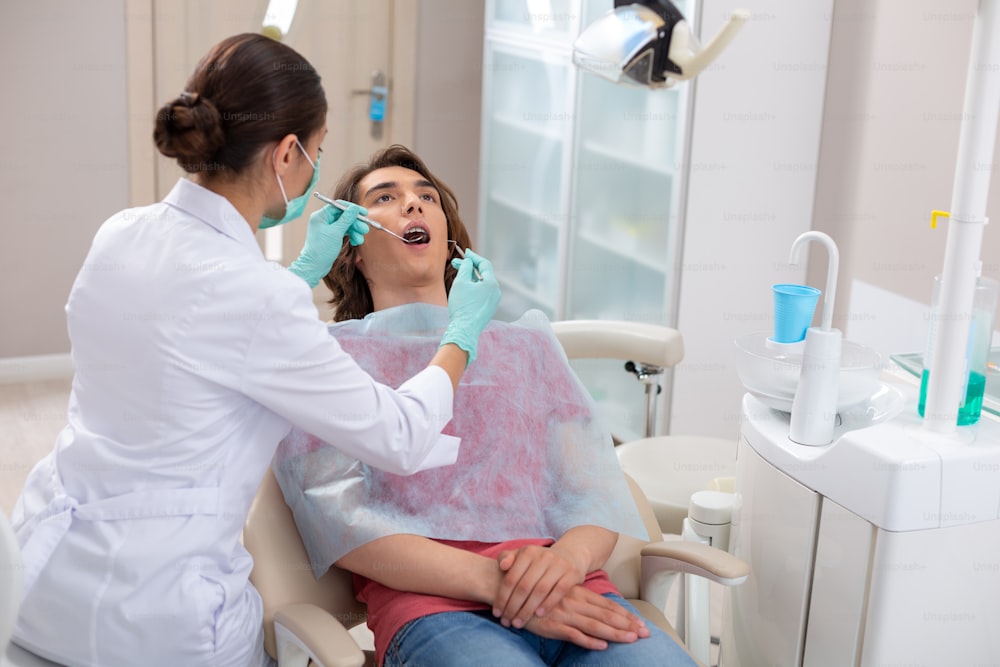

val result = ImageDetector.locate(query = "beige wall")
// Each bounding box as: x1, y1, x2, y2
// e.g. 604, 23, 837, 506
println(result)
0, 0, 485, 362
673, 0, 1000, 439
0, 0, 130, 358
412, 0, 485, 244
813, 0, 1000, 335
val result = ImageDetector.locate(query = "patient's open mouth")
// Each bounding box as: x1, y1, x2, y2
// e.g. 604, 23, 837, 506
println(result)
403, 226, 430, 245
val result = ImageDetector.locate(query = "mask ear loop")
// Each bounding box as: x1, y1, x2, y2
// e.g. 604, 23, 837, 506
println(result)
294, 138, 316, 170
271, 145, 290, 207
271, 138, 314, 208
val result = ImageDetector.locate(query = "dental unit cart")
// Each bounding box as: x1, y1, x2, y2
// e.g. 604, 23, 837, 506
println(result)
722, 236, 1000, 664
721, 385, 1000, 665
722, 223, 1000, 664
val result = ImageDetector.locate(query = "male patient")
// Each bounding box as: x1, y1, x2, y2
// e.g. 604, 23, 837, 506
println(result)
273, 145, 697, 667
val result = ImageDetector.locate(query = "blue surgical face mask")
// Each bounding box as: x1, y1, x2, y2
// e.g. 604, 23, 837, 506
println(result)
260, 138, 321, 229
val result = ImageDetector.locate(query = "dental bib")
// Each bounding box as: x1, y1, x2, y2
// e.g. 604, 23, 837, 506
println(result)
273, 303, 647, 577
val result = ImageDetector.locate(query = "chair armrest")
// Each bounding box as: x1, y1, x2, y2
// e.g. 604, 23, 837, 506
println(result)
640, 541, 749, 597
273, 603, 365, 667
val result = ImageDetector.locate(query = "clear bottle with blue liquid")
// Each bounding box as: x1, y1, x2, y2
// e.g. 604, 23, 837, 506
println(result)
918, 274, 999, 425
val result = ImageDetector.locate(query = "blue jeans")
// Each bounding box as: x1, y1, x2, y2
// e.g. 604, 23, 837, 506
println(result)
383, 593, 697, 666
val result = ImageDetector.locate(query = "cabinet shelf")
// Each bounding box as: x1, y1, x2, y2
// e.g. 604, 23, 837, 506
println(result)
493, 113, 566, 141
488, 3, 579, 46
577, 227, 668, 274
489, 193, 562, 230
581, 140, 676, 177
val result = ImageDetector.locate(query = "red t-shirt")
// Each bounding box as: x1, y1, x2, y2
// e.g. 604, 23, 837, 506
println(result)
353, 537, 620, 666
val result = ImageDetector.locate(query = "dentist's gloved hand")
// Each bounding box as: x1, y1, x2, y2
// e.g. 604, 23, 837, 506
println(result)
288, 202, 370, 288
441, 249, 500, 366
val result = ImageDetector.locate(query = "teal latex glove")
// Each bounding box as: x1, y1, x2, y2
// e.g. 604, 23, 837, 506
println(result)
288, 202, 370, 288
440, 249, 501, 366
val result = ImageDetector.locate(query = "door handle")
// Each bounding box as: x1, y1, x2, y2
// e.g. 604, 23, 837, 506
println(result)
351, 69, 387, 139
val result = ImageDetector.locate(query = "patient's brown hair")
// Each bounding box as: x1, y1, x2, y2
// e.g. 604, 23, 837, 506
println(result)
323, 145, 473, 321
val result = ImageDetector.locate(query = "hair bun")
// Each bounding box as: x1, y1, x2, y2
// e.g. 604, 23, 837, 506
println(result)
153, 90, 226, 173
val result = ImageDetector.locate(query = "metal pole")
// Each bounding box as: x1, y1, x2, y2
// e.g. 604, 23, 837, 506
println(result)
923, 0, 1000, 432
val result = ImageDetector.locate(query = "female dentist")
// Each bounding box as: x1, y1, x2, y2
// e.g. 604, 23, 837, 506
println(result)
10, 33, 498, 667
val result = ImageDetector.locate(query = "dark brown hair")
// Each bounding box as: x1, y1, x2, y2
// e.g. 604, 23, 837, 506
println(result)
323, 145, 473, 321
153, 33, 326, 175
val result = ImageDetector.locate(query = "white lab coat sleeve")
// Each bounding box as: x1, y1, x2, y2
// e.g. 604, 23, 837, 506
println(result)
240, 276, 459, 475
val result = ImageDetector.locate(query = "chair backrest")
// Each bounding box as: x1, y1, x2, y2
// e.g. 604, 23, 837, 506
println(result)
243, 469, 366, 659
1, 510, 22, 653
243, 320, 683, 657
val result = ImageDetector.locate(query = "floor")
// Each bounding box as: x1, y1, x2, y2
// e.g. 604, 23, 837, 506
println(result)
0, 377, 73, 518
2, 376, 724, 666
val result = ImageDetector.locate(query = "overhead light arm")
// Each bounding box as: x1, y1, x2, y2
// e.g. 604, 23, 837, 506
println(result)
262, 0, 299, 41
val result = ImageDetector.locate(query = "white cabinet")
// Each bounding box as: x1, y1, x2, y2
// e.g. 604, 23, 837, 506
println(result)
478, 0, 693, 440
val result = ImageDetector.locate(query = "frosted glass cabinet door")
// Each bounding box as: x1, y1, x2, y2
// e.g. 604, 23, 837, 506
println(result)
566, 0, 692, 324
480, 41, 573, 321
488, 0, 580, 43
560, 0, 694, 438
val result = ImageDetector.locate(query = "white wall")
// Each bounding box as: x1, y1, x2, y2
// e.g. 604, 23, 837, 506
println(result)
670, 0, 834, 439
0, 0, 130, 358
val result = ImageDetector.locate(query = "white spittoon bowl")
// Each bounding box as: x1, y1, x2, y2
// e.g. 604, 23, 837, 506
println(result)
734, 331, 882, 413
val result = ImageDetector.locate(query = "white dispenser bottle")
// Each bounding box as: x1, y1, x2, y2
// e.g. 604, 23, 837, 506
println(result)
785, 232, 841, 447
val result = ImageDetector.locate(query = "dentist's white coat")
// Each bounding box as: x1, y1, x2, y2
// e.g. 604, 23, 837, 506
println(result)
11, 178, 459, 667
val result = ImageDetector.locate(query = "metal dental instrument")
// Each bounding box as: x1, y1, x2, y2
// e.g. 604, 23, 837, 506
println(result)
448, 241, 483, 281
314, 192, 484, 282
313, 192, 416, 244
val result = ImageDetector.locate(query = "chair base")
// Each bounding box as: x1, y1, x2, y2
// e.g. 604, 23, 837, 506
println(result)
616, 435, 737, 535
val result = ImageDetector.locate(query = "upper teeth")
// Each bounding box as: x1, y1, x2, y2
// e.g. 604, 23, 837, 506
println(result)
405, 226, 425, 235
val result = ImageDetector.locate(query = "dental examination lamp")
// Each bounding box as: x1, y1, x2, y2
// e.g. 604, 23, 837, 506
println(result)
573, 0, 749, 88
570, 0, 748, 431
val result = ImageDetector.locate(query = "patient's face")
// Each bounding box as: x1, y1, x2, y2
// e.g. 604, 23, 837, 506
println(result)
354, 166, 451, 293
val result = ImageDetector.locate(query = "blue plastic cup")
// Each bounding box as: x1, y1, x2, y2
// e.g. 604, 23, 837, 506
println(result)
772, 284, 821, 343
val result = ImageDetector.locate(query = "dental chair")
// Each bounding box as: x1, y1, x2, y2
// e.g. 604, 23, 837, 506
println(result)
552, 320, 739, 662
243, 467, 748, 667
550, 320, 738, 537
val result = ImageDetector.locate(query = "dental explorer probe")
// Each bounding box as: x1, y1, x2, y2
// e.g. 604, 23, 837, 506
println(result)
448, 242, 484, 281
313, 192, 413, 244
